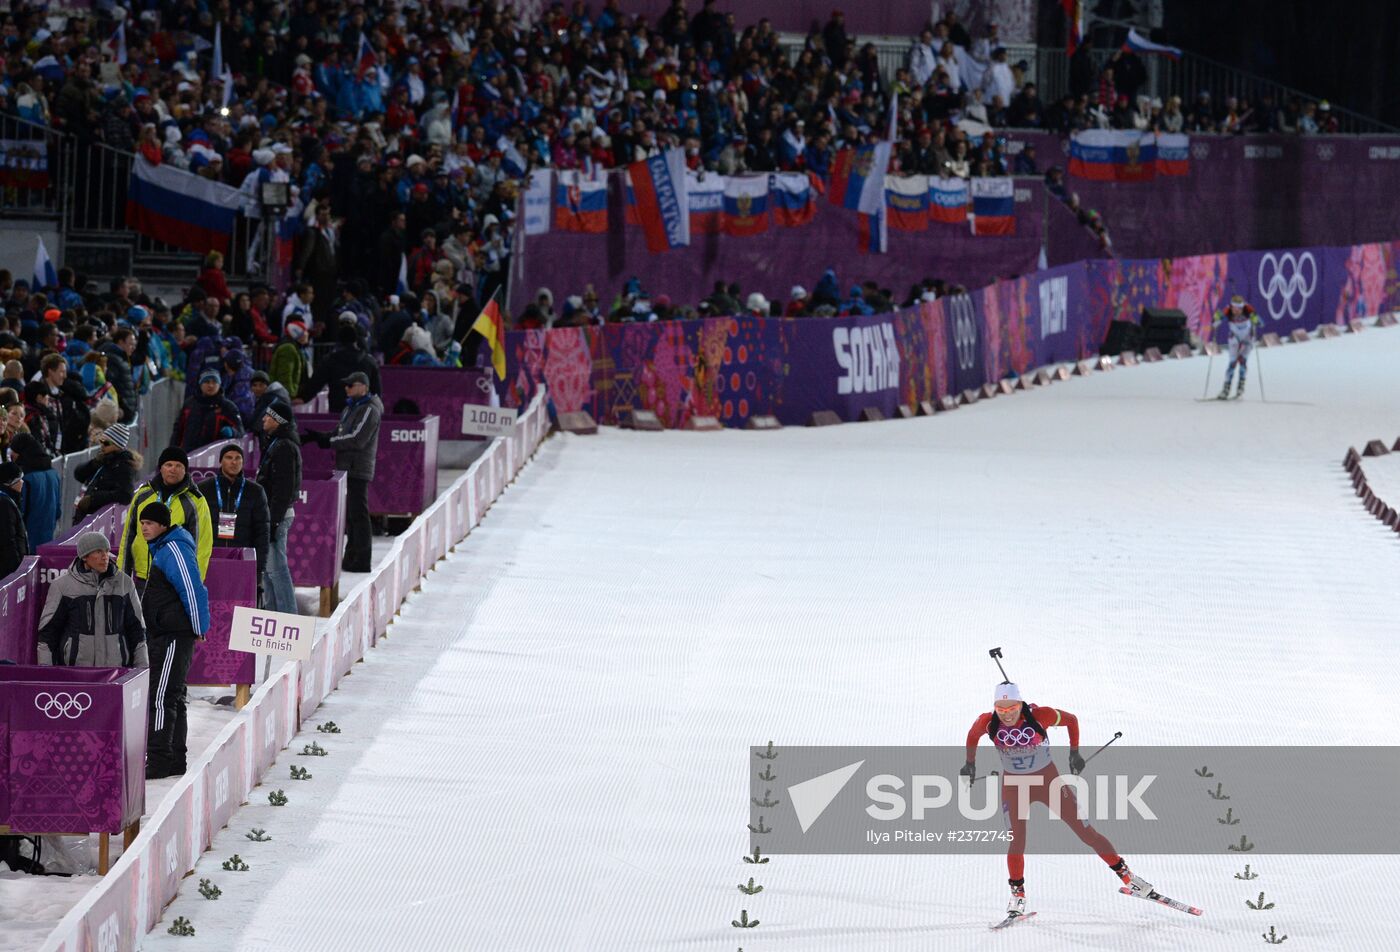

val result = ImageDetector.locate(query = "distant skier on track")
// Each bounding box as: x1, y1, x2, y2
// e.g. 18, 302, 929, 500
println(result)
1212, 294, 1261, 400
961, 682, 1153, 928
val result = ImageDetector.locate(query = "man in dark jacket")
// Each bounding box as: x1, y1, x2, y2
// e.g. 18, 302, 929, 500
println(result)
138, 502, 210, 779
99, 328, 139, 423
297, 322, 381, 411
36, 531, 147, 667
258, 401, 302, 613
197, 443, 270, 595
0, 462, 27, 579
172, 369, 244, 451
302, 372, 381, 572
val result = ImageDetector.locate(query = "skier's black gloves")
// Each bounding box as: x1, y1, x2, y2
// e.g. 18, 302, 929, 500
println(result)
1068, 749, 1086, 775
959, 761, 976, 784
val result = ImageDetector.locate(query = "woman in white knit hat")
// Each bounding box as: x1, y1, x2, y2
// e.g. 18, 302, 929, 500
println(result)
73, 421, 143, 518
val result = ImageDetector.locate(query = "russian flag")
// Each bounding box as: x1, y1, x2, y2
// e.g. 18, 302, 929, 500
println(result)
970, 177, 1015, 236
106, 21, 127, 65
356, 32, 377, 81
32, 237, 56, 291
685, 170, 724, 234
885, 175, 929, 231
929, 176, 969, 224
1068, 130, 1158, 182
125, 156, 241, 254
828, 144, 887, 213
629, 149, 690, 252
1155, 132, 1190, 176
721, 175, 770, 237
770, 171, 816, 227
1124, 28, 1182, 61
554, 169, 607, 233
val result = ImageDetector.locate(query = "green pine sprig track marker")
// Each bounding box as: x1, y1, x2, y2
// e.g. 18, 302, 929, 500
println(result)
167, 916, 195, 936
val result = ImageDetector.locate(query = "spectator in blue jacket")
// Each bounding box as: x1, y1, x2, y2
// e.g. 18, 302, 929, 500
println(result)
9, 433, 59, 547
841, 285, 875, 316
138, 502, 210, 780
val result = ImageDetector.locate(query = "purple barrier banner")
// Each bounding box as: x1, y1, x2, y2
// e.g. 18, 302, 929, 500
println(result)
288, 471, 347, 589
505, 238, 1400, 427
379, 365, 494, 438
148, 783, 192, 923
296, 413, 440, 516
186, 548, 259, 687
0, 664, 148, 834
202, 722, 247, 849
0, 557, 39, 665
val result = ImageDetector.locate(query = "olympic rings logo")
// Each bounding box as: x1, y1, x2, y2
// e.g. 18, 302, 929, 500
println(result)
34, 691, 92, 720
1257, 252, 1317, 321
995, 727, 1038, 747
948, 294, 978, 371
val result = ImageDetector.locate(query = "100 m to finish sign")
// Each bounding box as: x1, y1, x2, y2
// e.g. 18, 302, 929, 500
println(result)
462, 405, 519, 438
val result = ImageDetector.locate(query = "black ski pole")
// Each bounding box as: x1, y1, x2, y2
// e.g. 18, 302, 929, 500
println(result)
1082, 732, 1123, 767
988, 647, 1011, 684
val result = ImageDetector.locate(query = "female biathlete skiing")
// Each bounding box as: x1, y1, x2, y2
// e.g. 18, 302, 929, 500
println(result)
961, 681, 1181, 928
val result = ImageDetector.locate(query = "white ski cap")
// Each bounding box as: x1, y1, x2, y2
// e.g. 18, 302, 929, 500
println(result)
993, 682, 1021, 705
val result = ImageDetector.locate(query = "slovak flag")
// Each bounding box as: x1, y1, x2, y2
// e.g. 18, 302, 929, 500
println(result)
356, 32, 377, 82
770, 171, 817, 227
106, 21, 127, 65
721, 175, 770, 236
969, 177, 1015, 236
685, 170, 724, 234
929, 176, 969, 224
554, 170, 608, 233
885, 175, 929, 231
1155, 132, 1190, 176
629, 148, 690, 252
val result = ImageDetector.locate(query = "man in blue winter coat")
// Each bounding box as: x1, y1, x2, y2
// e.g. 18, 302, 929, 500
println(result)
137, 502, 210, 779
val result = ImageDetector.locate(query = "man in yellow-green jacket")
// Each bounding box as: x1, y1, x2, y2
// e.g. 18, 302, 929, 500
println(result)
117, 446, 213, 580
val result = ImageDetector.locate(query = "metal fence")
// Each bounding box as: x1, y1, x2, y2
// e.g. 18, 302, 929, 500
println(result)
53, 444, 101, 533
134, 377, 183, 464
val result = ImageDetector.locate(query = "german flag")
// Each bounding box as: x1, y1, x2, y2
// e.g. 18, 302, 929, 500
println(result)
470, 292, 506, 378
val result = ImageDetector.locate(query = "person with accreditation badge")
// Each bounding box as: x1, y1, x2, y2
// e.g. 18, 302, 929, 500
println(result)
197, 442, 270, 603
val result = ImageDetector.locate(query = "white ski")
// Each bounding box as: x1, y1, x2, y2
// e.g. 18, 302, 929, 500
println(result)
1119, 885, 1203, 916
990, 910, 1038, 929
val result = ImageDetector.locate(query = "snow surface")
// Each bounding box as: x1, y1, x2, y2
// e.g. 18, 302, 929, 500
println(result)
49, 330, 1400, 949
